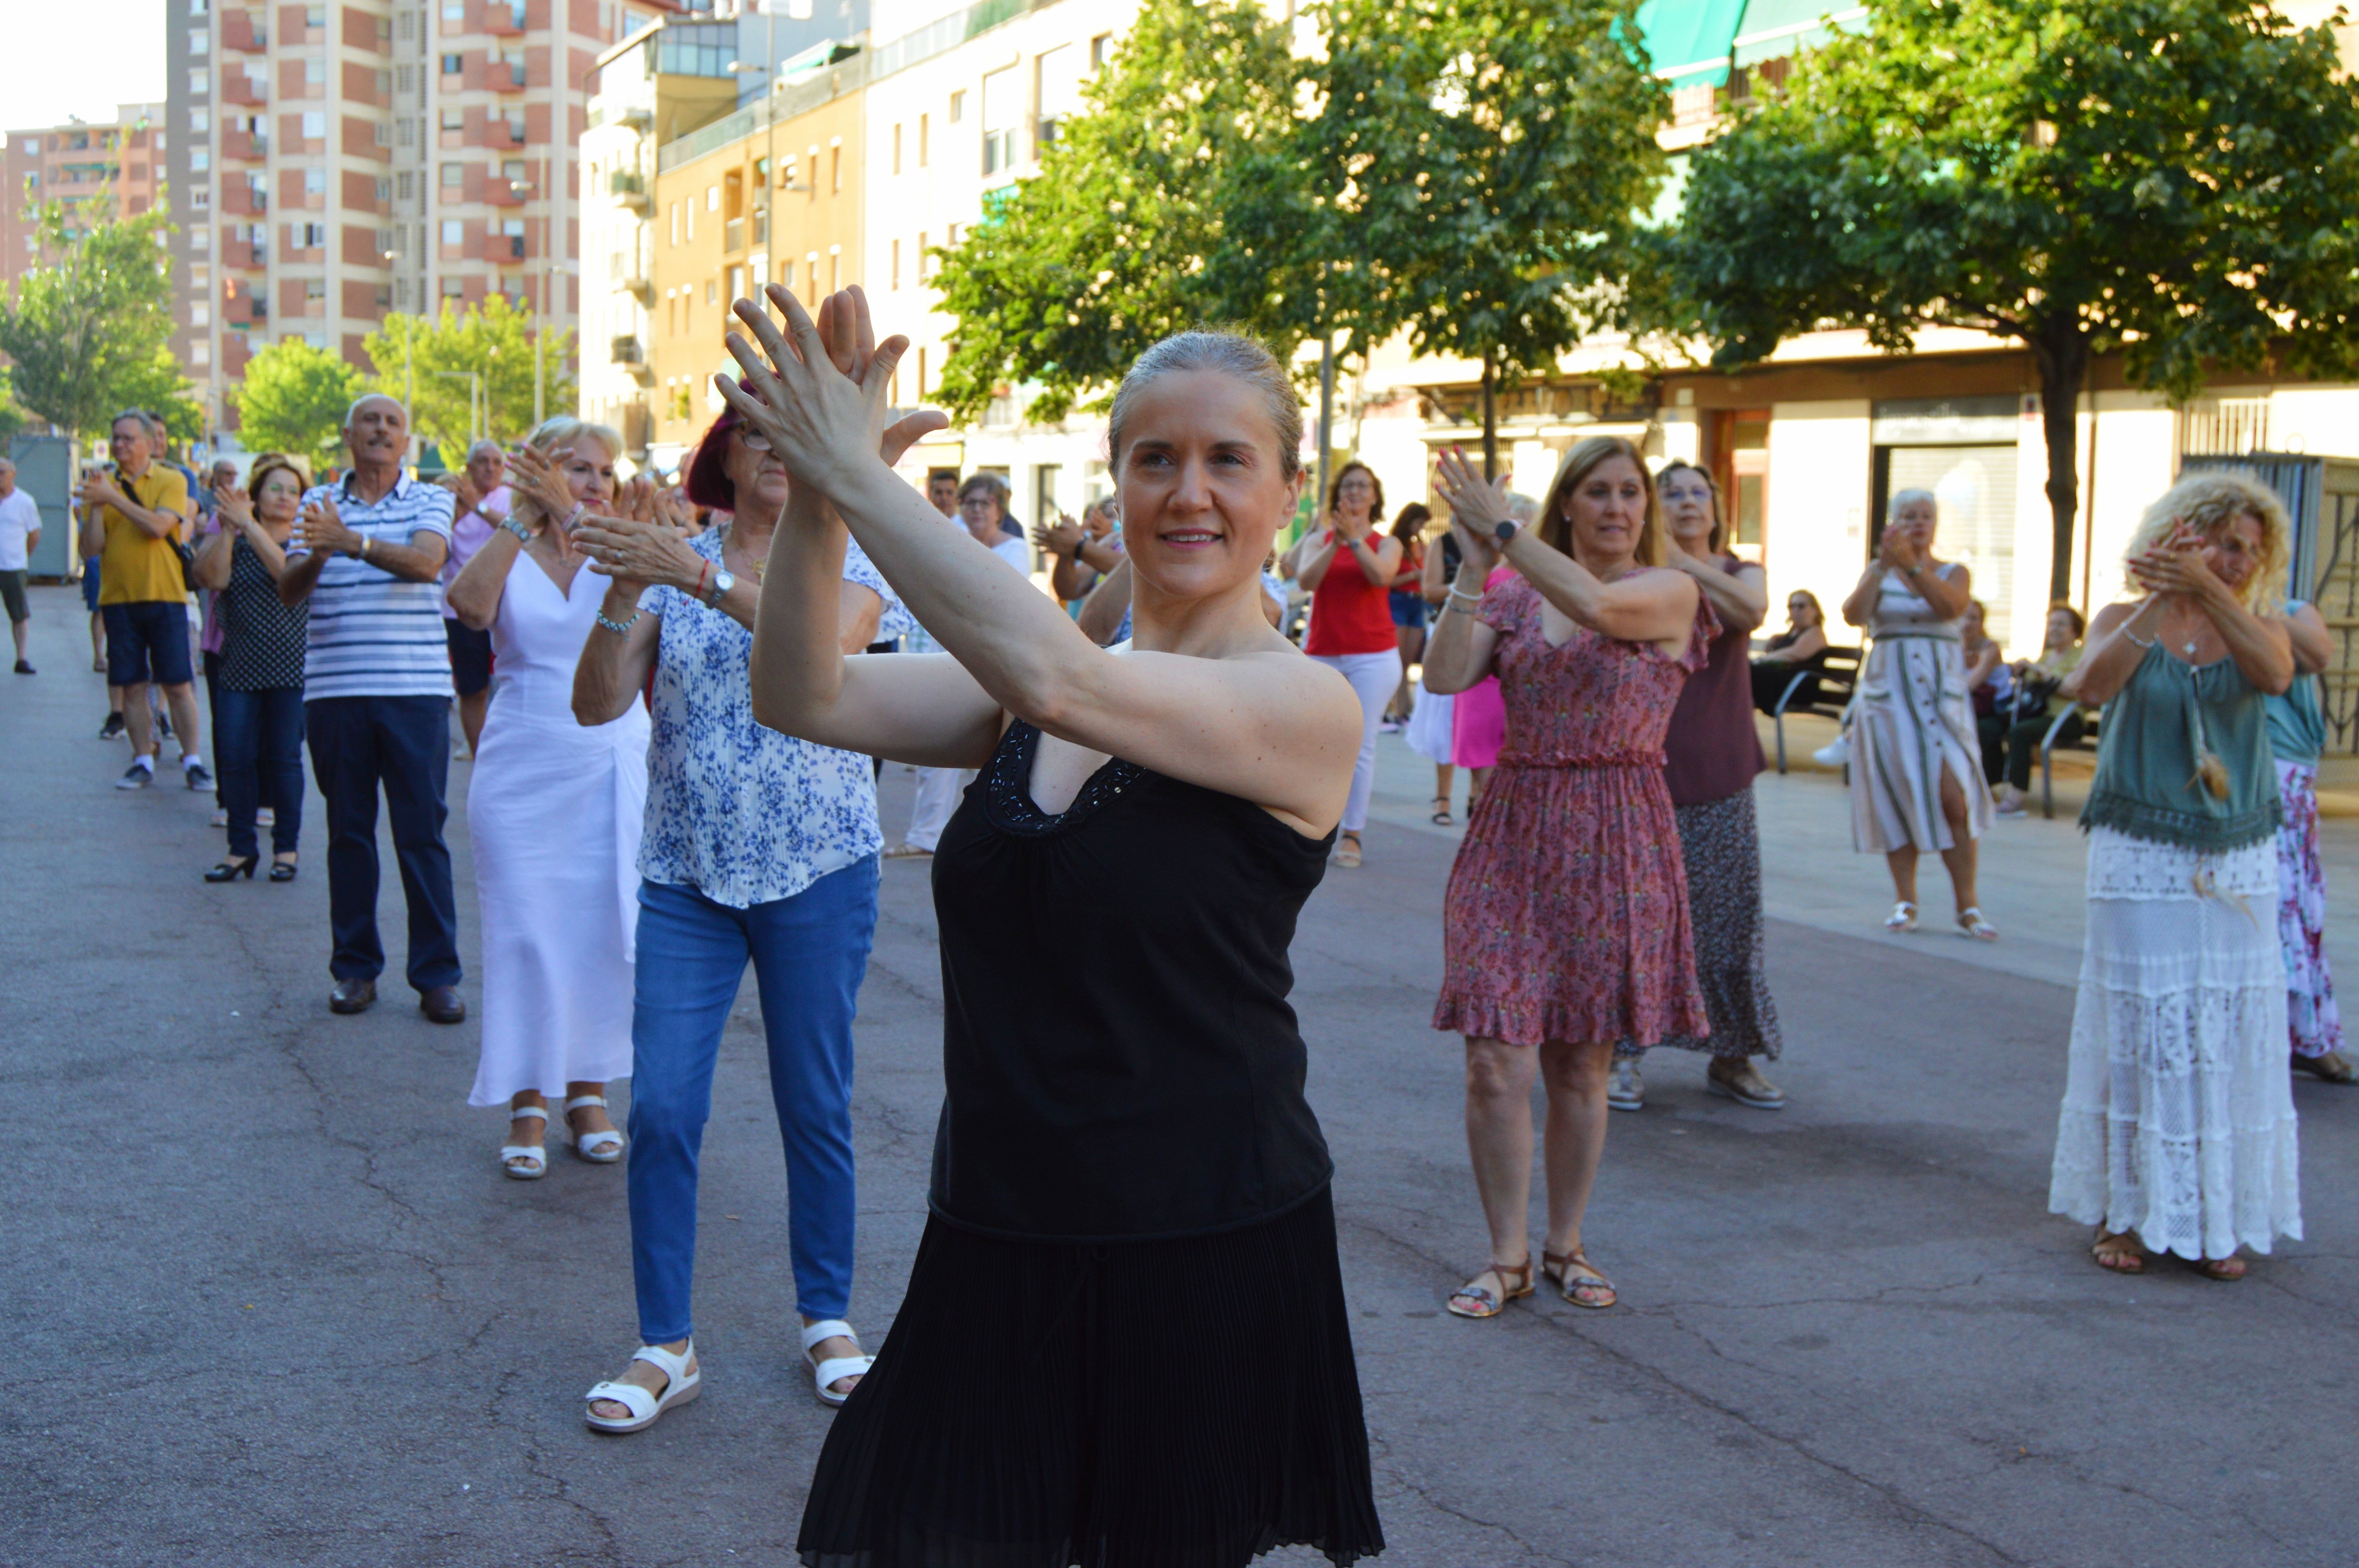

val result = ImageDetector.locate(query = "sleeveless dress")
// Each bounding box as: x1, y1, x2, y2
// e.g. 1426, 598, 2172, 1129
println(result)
1621, 554, 1782, 1062
799, 721, 1383, 1568
463, 552, 650, 1107
2266, 600, 2345, 1060
1848, 563, 1994, 853
1433, 573, 1713, 1046
2049, 643, 2298, 1260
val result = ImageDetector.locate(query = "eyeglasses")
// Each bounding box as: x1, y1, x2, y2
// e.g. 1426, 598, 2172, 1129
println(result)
733, 422, 772, 453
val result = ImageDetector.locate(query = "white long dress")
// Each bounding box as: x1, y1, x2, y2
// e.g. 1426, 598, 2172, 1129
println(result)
465, 550, 650, 1106
1848, 563, 1994, 853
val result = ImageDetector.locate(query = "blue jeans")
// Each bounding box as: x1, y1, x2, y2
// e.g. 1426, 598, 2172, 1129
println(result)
628, 861, 880, 1344
216, 685, 306, 859
304, 694, 461, 990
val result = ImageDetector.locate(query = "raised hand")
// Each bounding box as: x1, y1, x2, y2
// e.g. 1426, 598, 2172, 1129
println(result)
1877, 524, 1921, 573
717, 285, 945, 499
300, 492, 363, 557
2129, 521, 2224, 601
453, 471, 484, 516
577, 513, 703, 597
504, 443, 576, 519
616, 473, 657, 526
1034, 517, 1085, 557
213, 476, 254, 529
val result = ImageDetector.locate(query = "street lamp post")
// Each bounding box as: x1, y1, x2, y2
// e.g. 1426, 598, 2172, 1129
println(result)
432, 369, 484, 449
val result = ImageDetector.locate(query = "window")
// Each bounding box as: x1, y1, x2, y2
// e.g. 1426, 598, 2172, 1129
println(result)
726, 263, 744, 301
918, 113, 928, 167
828, 247, 839, 292
305, 278, 327, 300
304, 169, 326, 197
374, 122, 390, 148
705, 278, 716, 304
190, 109, 209, 134
399, 11, 414, 40
396, 64, 414, 95
1092, 33, 1114, 70
302, 111, 326, 141
397, 117, 415, 146
440, 107, 464, 137
948, 91, 965, 124
892, 123, 902, 175
304, 57, 326, 87
190, 150, 210, 173
190, 69, 210, 95
1037, 44, 1081, 150
441, 162, 465, 188
189, 27, 209, 56
191, 340, 211, 367
442, 276, 465, 297
191, 301, 214, 327
397, 171, 413, 199
300, 222, 327, 247
777, 257, 794, 289
669, 201, 679, 245
917, 346, 926, 398
830, 145, 841, 193
191, 185, 210, 211
442, 54, 463, 75
190, 226, 209, 252
685, 200, 693, 240
804, 251, 817, 299
17, 139, 33, 155
502, 159, 527, 186
980, 68, 1017, 175
890, 238, 899, 290
375, 176, 391, 201
706, 185, 719, 211
305, 332, 326, 349
442, 218, 465, 244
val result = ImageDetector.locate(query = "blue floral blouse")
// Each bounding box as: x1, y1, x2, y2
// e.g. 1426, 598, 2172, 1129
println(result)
636, 526, 913, 908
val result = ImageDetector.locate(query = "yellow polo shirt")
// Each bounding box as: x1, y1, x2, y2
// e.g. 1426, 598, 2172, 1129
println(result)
94, 465, 191, 606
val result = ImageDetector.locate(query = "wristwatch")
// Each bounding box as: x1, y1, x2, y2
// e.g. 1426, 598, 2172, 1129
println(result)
1493, 519, 1518, 546
703, 568, 736, 609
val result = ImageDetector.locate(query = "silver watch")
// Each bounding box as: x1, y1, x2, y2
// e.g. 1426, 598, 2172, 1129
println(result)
703, 568, 736, 609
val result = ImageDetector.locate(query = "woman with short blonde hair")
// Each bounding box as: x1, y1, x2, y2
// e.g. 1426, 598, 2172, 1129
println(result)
2048, 470, 2300, 1280
446, 416, 644, 1180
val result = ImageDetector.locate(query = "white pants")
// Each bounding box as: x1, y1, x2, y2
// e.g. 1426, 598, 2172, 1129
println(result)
1309, 650, 1403, 834
905, 766, 974, 851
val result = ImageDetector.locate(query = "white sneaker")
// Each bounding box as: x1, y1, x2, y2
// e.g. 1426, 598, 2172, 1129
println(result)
1607, 1059, 1644, 1112
256, 807, 275, 827
209, 807, 229, 828
1812, 734, 1851, 766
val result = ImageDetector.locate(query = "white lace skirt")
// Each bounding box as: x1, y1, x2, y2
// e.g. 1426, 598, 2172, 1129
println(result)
2048, 828, 2301, 1258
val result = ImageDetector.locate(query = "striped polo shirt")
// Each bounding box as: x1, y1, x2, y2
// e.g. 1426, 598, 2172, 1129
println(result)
286, 473, 457, 700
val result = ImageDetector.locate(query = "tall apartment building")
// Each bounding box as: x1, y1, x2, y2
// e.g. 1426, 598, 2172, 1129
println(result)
162, 0, 658, 445
1, 107, 167, 295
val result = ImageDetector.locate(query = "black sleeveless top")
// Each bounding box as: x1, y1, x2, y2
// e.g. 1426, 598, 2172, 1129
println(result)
926, 721, 1338, 1242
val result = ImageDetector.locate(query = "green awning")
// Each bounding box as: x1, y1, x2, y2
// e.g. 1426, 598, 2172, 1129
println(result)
1731, 0, 1870, 68
1633, 0, 1748, 89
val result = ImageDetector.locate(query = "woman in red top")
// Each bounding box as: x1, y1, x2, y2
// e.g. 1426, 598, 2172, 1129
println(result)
1283, 461, 1403, 867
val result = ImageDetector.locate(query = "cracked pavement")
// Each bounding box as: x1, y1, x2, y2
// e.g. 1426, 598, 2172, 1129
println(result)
3, 584, 2355, 1567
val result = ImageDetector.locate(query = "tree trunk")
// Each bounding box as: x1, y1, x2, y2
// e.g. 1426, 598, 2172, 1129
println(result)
2030, 319, 2090, 606
1480, 350, 1498, 481
1317, 335, 1335, 528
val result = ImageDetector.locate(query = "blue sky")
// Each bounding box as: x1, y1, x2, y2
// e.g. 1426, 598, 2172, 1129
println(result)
3, 1, 166, 136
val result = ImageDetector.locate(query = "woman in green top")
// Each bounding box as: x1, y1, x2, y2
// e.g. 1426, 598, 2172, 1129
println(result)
2269, 599, 2351, 1082
2047, 471, 2298, 1281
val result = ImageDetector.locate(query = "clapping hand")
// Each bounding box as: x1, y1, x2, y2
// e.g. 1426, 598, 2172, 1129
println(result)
77, 468, 126, 512
1432, 447, 1508, 576
212, 475, 255, 529
1034, 515, 1085, 557
714, 285, 948, 501
1877, 523, 1922, 574
504, 444, 577, 521
452, 471, 485, 517
2128, 520, 2222, 601
299, 492, 364, 558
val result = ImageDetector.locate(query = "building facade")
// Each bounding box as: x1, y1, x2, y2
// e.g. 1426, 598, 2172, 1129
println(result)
1, 108, 166, 296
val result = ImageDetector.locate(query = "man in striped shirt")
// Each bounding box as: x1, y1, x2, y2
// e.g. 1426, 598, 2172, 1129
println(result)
278, 395, 467, 1023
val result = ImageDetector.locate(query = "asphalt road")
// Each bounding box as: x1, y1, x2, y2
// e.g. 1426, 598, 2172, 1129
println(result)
3, 582, 2355, 1568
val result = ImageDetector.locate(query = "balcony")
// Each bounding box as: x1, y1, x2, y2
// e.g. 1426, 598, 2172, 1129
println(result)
476, 0, 527, 36
611, 336, 652, 383
486, 177, 525, 208
222, 11, 265, 51
494, 59, 527, 93
723, 216, 745, 254
223, 72, 265, 107
485, 233, 526, 263
221, 289, 264, 328
221, 128, 267, 162
608, 169, 648, 211
220, 182, 267, 217
610, 254, 651, 298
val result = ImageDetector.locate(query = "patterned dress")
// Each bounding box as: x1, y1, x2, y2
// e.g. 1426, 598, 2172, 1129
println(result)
1849, 563, 1995, 854
1433, 573, 1713, 1047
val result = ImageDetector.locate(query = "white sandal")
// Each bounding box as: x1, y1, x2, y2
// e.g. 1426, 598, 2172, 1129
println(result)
565, 1094, 626, 1163
1956, 906, 1999, 941
1884, 901, 1919, 933
584, 1341, 700, 1434
500, 1104, 550, 1180
801, 1318, 874, 1408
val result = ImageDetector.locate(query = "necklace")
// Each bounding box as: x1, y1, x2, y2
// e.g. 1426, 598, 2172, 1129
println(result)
727, 525, 768, 583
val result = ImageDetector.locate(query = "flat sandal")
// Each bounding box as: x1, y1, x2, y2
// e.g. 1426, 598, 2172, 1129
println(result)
1446, 1258, 1533, 1319
1544, 1249, 1618, 1310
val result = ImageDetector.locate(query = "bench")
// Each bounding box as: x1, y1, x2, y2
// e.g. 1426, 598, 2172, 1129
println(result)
2038, 706, 2103, 820
1769, 646, 1863, 774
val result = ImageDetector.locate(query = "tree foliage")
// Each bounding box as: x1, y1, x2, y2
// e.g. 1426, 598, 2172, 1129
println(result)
0, 195, 200, 444
931, 0, 1669, 462
233, 338, 364, 470
1655, 0, 2359, 599
360, 296, 575, 457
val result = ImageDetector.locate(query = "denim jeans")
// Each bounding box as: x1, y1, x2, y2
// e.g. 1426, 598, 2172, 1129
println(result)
628, 860, 880, 1344
304, 694, 461, 990
217, 685, 306, 859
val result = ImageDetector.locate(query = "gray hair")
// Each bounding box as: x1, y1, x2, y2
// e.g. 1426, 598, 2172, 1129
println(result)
343, 393, 405, 429
465, 438, 504, 464
1888, 487, 1938, 522
1106, 331, 1303, 481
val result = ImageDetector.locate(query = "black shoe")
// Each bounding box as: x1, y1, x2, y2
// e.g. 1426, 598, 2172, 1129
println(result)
98, 712, 125, 740
204, 856, 259, 882
13, 660, 32, 674
419, 985, 467, 1025
330, 977, 378, 1014
183, 761, 213, 791
269, 858, 300, 883
115, 763, 154, 790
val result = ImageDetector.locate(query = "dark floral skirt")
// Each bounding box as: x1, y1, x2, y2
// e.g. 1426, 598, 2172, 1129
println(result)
1620, 787, 1783, 1060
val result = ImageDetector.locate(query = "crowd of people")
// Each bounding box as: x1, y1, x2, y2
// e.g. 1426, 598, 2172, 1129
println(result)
22, 280, 2350, 1563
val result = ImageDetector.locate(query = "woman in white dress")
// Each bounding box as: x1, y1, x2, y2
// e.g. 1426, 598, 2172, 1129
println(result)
2047, 471, 2297, 1278
446, 418, 651, 1179
1838, 488, 1999, 939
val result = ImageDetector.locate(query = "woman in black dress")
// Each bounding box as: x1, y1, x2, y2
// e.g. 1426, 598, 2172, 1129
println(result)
712, 287, 1383, 1567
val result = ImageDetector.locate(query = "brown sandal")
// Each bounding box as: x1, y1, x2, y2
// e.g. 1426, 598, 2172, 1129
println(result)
1446, 1258, 1533, 1319
2184, 1254, 2246, 1282
2091, 1229, 2146, 1275
1543, 1249, 1617, 1309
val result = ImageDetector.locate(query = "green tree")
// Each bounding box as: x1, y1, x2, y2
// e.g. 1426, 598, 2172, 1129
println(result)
1304, 0, 1670, 473
0, 194, 199, 443
932, 0, 1321, 426
232, 338, 364, 470
1656, 0, 2359, 601
361, 296, 575, 457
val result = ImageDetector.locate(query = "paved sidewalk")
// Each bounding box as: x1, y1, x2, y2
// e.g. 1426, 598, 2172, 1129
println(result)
5, 585, 2357, 1568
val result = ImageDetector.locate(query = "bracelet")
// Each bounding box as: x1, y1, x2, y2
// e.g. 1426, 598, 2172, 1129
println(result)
594, 608, 641, 636
495, 515, 530, 543
1442, 598, 1478, 614
357, 535, 373, 561
695, 560, 710, 601
1447, 585, 1483, 605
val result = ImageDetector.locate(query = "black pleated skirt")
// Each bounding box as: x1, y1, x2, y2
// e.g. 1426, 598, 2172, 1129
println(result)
797, 1187, 1384, 1568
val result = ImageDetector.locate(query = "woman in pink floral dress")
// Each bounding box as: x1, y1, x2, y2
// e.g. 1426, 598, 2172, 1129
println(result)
1422, 438, 1710, 1319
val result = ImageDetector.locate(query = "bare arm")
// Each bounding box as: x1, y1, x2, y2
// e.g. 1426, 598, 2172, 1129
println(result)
2064, 599, 2161, 707
1756, 625, 1827, 664
1419, 535, 1503, 696
1507, 530, 1700, 651
1420, 533, 1449, 604
725, 285, 1363, 829
191, 520, 237, 591
572, 580, 663, 725
2289, 602, 2331, 675
1839, 561, 1885, 628
1076, 555, 1134, 647
1291, 527, 1342, 591
1668, 547, 1767, 635
445, 522, 524, 631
